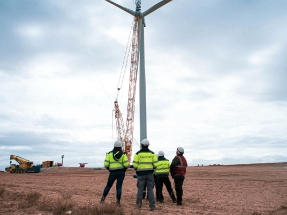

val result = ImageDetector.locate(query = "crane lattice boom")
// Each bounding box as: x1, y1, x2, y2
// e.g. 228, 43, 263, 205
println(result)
114, 100, 125, 143
114, 16, 140, 162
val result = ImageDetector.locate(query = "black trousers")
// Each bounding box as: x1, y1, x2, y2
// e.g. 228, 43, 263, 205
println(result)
174, 176, 185, 203
155, 176, 176, 202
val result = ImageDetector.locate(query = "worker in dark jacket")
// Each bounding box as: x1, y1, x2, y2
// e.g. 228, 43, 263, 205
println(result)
170, 147, 187, 205
132, 139, 158, 211
154, 151, 177, 203
100, 140, 129, 205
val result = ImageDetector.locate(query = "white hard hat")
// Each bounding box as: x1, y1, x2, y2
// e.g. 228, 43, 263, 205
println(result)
114, 140, 123, 147
141, 139, 150, 146
177, 147, 184, 154
158, 151, 164, 156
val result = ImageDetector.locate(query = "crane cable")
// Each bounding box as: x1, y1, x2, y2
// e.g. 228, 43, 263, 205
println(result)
113, 19, 140, 148
114, 0, 141, 147
116, 20, 135, 99
113, 20, 135, 143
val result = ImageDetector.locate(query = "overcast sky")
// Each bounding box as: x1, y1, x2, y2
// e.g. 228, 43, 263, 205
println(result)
1, 0, 287, 171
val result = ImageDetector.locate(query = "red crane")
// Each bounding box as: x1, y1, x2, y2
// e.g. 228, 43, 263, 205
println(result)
114, 16, 140, 162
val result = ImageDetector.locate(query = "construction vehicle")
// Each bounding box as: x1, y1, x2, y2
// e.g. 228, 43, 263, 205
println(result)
79, 163, 88, 167
56, 162, 63, 167
6, 155, 41, 173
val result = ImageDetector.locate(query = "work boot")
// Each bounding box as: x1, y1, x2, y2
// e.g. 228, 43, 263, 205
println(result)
100, 196, 105, 204
150, 206, 157, 211
135, 202, 142, 209
177, 202, 182, 206
170, 191, 176, 202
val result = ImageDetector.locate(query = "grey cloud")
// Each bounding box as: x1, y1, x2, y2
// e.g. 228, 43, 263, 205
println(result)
238, 46, 287, 102
233, 136, 287, 148
192, 155, 287, 166
0, 130, 110, 170
0, 1, 120, 76
147, 1, 287, 77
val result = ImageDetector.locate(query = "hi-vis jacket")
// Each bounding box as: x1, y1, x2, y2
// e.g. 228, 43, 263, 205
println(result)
154, 156, 170, 177
104, 150, 129, 172
132, 148, 158, 176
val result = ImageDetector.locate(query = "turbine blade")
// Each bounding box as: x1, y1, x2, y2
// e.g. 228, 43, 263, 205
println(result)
142, 0, 172, 17
106, 0, 136, 16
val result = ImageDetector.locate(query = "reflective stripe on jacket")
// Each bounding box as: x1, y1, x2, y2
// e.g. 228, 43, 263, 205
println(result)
104, 150, 129, 172
170, 155, 187, 177
132, 148, 158, 176
154, 156, 170, 177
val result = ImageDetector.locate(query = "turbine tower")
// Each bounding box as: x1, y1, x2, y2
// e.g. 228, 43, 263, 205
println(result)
106, 0, 172, 143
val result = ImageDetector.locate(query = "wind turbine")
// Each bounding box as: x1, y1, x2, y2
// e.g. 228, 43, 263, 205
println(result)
106, 0, 172, 143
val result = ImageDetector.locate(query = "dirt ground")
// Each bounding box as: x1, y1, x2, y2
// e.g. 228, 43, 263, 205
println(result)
1, 162, 287, 215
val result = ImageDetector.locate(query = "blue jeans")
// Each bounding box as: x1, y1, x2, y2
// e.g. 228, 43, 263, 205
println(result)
137, 173, 155, 209
103, 171, 125, 201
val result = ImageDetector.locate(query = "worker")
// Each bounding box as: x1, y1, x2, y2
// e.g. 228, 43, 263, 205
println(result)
100, 140, 129, 205
154, 150, 177, 204
132, 139, 158, 211
170, 147, 187, 206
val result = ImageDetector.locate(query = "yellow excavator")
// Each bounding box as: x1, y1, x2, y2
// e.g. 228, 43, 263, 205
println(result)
5, 155, 41, 173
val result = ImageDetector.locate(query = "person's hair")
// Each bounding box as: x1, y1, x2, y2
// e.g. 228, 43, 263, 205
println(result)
141, 144, 148, 149
114, 147, 122, 151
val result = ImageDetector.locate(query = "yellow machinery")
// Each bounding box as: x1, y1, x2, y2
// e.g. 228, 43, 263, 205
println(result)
5, 166, 12, 172
42, 160, 54, 168
6, 155, 41, 173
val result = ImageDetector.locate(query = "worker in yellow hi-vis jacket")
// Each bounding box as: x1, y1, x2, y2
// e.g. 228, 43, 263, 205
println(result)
132, 139, 158, 211
154, 150, 177, 204
100, 140, 129, 205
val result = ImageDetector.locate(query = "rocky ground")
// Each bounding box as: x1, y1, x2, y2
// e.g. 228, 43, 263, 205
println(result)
0, 163, 287, 215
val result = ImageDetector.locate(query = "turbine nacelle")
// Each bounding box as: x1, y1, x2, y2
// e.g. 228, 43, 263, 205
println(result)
136, 0, 141, 12
105, 0, 172, 18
